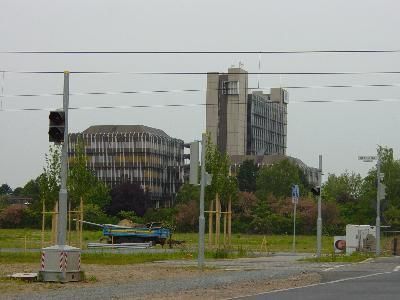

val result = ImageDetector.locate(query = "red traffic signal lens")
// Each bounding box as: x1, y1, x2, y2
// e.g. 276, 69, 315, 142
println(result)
49, 111, 65, 125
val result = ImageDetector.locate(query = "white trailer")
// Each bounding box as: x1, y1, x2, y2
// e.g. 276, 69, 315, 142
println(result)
345, 224, 376, 254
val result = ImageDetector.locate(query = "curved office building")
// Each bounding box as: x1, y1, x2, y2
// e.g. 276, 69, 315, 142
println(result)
69, 125, 184, 208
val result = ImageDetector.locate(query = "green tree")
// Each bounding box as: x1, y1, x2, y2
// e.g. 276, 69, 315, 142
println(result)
12, 187, 23, 196
21, 177, 41, 205
38, 145, 61, 209
205, 138, 238, 204
322, 172, 363, 204
68, 140, 110, 209
322, 172, 365, 225
176, 183, 200, 204
237, 160, 259, 192
0, 183, 12, 195
256, 159, 308, 200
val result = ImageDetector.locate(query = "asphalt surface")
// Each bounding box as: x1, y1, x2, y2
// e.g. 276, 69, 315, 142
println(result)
239, 256, 400, 300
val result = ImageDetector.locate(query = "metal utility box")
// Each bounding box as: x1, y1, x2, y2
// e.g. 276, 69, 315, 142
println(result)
38, 245, 82, 282
345, 224, 376, 254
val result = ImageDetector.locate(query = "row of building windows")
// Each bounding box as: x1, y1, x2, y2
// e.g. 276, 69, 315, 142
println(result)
68, 132, 184, 206
248, 95, 287, 155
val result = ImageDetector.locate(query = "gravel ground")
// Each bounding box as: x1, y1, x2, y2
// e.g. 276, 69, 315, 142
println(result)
1, 255, 333, 300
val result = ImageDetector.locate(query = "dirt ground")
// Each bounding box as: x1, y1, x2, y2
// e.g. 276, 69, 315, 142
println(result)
0, 263, 321, 299
142, 273, 321, 300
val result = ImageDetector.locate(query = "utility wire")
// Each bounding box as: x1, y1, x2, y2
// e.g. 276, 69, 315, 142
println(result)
2, 50, 400, 54
0, 89, 202, 98
1, 83, 400, 99
2, 70, 400, 76
2, 98, 400, 112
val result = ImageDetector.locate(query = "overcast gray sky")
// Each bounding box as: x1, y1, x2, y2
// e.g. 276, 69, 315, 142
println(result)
1, 0, 400, 189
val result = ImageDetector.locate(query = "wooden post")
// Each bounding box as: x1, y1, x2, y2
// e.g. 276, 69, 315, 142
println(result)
80, 197, 83, 249
41, 200, 45, 248
208, 200, 213, 246
228, 198, 232, 246
223, 210, 227, 246
51, 202, 58, 244
215, 194, 220, 247
68, 201, 71, 245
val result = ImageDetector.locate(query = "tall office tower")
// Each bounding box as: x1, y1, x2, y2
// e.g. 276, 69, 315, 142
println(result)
247, 89, 288, 155
206, 66, 288, 156
206, 67, 249, 155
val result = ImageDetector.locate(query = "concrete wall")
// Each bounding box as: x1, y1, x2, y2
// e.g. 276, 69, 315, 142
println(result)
206, 73, 219, 146
226, 67, 248, 155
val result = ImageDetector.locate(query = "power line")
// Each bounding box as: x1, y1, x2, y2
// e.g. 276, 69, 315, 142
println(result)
2, 70, 400, 76
1, 83, 400, 99
0, 89, 202, 98
1, 98, 400, 112
2, 50, 400, 54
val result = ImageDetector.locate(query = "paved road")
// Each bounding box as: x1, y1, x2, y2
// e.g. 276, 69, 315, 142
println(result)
239, 256, 400, 300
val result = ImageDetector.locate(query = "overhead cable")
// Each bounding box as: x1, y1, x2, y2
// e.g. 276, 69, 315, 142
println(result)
2, 98, 400, 112
2, 70, 400, 76
2, 83, 400, 99
2, 50, 400, 54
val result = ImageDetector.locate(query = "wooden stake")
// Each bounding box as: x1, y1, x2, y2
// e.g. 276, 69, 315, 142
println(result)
41, 200, 45, 248
228, 198, 232, 246
68, 201, 71, 245
208, 200, 213, 246
51, 202, 58, 244
215, 194, 220, 247
80, 197, 83, 249
223, 210, 227, 246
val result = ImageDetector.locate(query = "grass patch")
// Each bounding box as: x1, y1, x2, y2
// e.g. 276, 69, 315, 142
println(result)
173, 232, 334, 253
81, 251, 190, 265
5, 229, 392, 256
302, 252, 375, 263
0, 251, 191, 265
0, 252, 39, 264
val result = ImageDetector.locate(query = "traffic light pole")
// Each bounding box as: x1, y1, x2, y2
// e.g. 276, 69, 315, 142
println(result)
39, 71, 82, 282
317, 155, 322, 258
57, 71, 69, 246
198, 133, 206, 269
376, 158, 381, 256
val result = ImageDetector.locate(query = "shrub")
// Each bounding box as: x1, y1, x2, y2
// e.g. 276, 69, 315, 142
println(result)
0, 204, 27, 228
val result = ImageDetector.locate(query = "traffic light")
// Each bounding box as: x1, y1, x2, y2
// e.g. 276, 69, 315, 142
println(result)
48, 111, 65, 143
311, 186, 321, 196
379, 183, 387, 200
184, 141, 199, 185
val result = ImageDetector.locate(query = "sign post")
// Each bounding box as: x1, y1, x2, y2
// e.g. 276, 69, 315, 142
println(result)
292, 184, 300, 253
358, 154, 381, 256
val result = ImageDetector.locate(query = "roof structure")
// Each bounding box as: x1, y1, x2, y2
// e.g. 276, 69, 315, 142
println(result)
230, 154, 318, 171
82, 125, 170, 138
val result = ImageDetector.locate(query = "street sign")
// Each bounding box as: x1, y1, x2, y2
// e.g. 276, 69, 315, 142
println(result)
291, 185, 299, 204
358, 155, 378, 162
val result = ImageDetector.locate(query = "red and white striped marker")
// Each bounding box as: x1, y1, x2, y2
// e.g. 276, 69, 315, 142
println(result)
64, 252, 68, 271
41, 252, 45, 271
59, 252, 64, 271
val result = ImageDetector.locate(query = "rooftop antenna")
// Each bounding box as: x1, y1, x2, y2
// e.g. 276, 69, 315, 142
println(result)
239, 61, 244, 68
